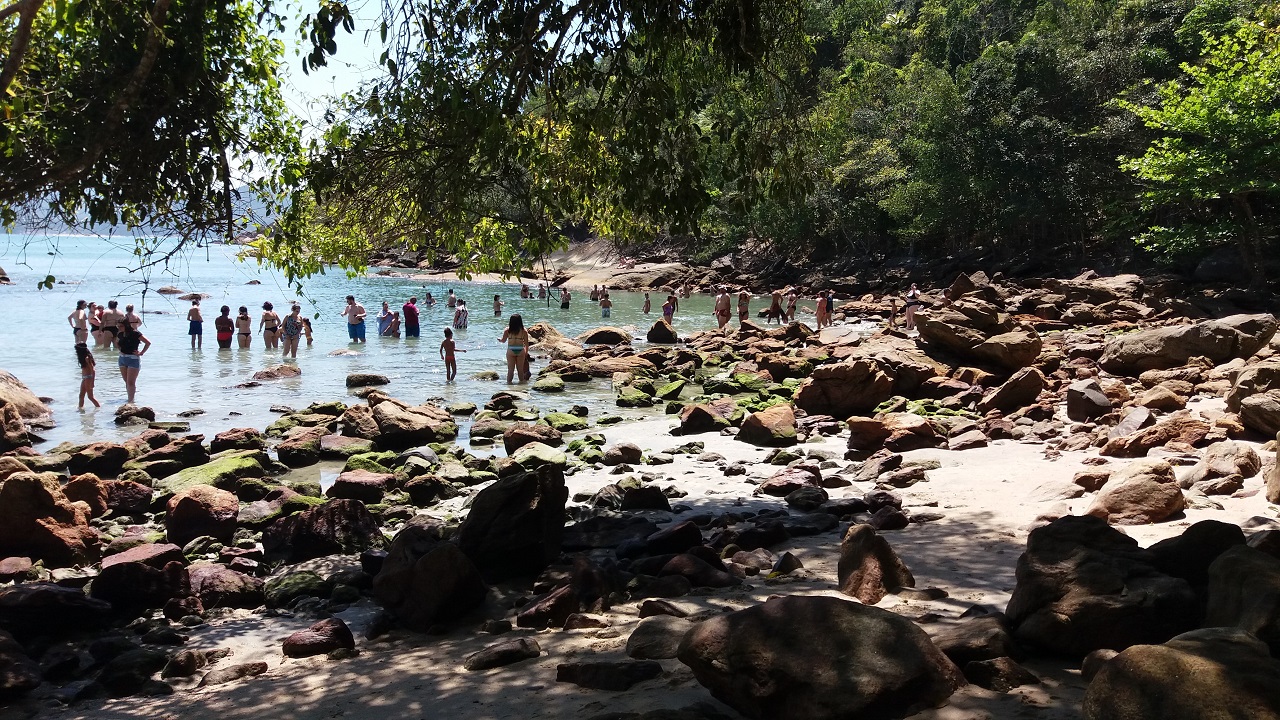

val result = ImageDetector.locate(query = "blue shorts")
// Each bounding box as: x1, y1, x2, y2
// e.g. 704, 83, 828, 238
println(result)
189, 320, 203, 336
404, 325, 420, 337
348, 321, 366, 340
118, 354, 141, 369
602, 307, 611, 318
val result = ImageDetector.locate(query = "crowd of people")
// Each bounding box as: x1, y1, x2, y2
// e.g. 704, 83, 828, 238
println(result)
64, 281, 932, 409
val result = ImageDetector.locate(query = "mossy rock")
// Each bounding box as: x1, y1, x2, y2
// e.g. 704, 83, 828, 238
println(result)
155, 452, 265, 496
631, 377, 657, 395
264, 416, 299, 438
578, 447, 604, 464
616, 387, 655, 408
702, 377, 742, 395
468, 470, 499, 485
702, 354, 722, 367
873, 396, 910, 415
732, 373, 770, 393
566, 439, 587, 453
665, 401, 686, 415
511, 442, 568, 471
768, 448, 805, 465
446, 402, 478, 415
598, 415, 625, 425
305, 401, 349, 416
767, 384, 795, 399
656, 380, 687, 401
543, 412, 589, 432
531, 375, 566, 393
343, 451, 398, 474
584, 434, 606, 446
470, 371, 500, 381
285, 480, 323, 497
265, 571, 332, 607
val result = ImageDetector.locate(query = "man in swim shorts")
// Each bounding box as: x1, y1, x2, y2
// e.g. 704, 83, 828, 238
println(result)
342, 295, 367, 343
714, 287, 732, 329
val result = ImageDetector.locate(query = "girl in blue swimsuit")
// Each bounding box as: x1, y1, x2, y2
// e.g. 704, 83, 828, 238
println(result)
500, 313, 531, 384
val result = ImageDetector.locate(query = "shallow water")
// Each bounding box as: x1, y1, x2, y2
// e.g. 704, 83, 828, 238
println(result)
0, 235, 807, 449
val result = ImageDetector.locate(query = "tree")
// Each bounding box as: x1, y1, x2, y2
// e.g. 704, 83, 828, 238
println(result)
1, 0, 303, 269
1120, 17, 1280, 289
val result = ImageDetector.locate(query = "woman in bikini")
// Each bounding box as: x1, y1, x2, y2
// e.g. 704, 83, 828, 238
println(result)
785, 288, 798, 322
500, 313, 531, 384
235, 306, 253, 349
260, 301, 281, 349
904, 283, 923, 331
215, 306, 235, 349
737, 289, 751, 325
281, 304, 303, 359
116, 325, 151, 404
75, 342, 100, 410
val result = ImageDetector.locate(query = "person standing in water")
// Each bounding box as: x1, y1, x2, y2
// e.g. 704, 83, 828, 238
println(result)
589, 285, 600, 301
714, 287, 732, 329
403, 296, 420, 338
446, 289, 456, 308
813, 290, 828, 328
662, 295, 675, 321
88, 302, 105, 347
500, 314, 531, 383
342, 295, 367, 343
215, 306, 234, 349
123, 304, 142, 331
538, 284, 547, 299
493, 294, 504, 316
187, 299, 204, 349
440, 327, 465, 381
785, 288, 798, 322
424, 292, 435, 307
376, 301, 394, 336
75, 343, 100, 410
281, 304, 304, 359
68, 300, 90, 344
101, 301, 123, 349
453, 300, 469, 329
235, 306, 253, 348
116, 323, 151, 404
302, 318, 313, 346
737, 289, 751, 326
559, 287, 571, 309
642, 292, 651, 314
600, 291, 613, 319
259, 302, 281, 349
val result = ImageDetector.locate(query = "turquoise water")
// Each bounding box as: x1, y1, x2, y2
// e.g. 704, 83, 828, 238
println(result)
0, 235, 739, 449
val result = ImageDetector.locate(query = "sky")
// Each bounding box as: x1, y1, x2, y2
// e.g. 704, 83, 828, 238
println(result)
276, 0, 387, 131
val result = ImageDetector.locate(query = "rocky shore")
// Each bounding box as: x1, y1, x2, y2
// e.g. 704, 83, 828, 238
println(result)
2, 269, 1280, 719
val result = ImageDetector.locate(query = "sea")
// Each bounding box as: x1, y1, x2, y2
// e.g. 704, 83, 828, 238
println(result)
0, 234, 742, 450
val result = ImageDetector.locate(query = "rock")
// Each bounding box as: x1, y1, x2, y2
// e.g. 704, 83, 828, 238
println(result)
503, 422, 563, 454
627, 616, 693, 660
104, 480, 153, 516
531, 375, 565, 393
1148, 520, 1246, 587
603, 443, 643, 465
1100, 413, 1211, 458
577, 327, 632, 345
264, 571, 330, 607
0, 472, 99, 567
660, 554, 738, 588
556, 661, 661, 691
0, 628, 41, 696
510, 442, 568, 472
972, 330, 1043, 370
1138, 385, 1186, 411
1204, 545, 1280, 653
463, 637, 541, 671
0, 371, 48, 419
930, 614, 1022, 666
101, 542, 184, 569
837, 524, 915, 604
346, 373, 389, 387
372, 527, 488, 631
948, 429, 989, 451
96, 647, 169, 696
283, 618, 355, 658
1085, 459, 1185, 525
371, 400, 457, 449
785, 486, 828, 511
1182, 441, 1262, 488
166, 485, 239, 546
543, 412, 588, 432
978, 368, 1045, 413
327, 469, 392, 504
645, 520, 704, 556
1099, 314, 1277, 374
198, 662, 268, 687
1270, 435, 1280, 504
1067, 379, 1113, 422
963, 657, 1039, 693
737, 404, 798, 447
262, 499, 384, 563
89, 560, 188, 611
62, 473, 109, 517
0, 583, 112, 639
677, 596, 964, 720
457, 468, 568, 582
251, 364, 301, 381
67, 442, 132, 477
275, 427, 326, 468
1241, 390, 1280, 438
516, 584, 579, 629
677, 398, 742, 435
1005, 515, 1198, 657
647, 321, 679, 343
1082, 627, 1280, 720
793, 359, 895, 418
155, 452, 265, 496
187, 565, 265, 609
756, 465, 822, 497
1226, 361, 1280, 411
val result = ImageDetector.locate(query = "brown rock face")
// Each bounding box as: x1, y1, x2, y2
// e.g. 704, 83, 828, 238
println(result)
0, 371, 49, 419
0, 472, 99, 568
677, 595, 965, 720
372, 526, 488, 631
837, 524, 916, 604
166, 485, 239, 546
677, 397, 741, 435
1085, 459, 1185, 525
503, 422, 563, 454
209, 427, 265, 453
456, 467, 568, 582
1099, 314, 1277, 374
793, 359, 895, 418
1100, 412, 1210, 458
282, 618, 355, 658
262, 499, 384, 563
737, 404, 798, 447
62, 474, 109, 518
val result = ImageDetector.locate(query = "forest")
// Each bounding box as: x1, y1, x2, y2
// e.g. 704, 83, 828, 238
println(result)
2, 0, 1277, 286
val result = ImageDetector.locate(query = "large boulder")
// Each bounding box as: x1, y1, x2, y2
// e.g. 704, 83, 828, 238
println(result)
371, 525, 488, 631
677, 397, 742, 435
1005, 515, 1198, 657
283, 618, 355, 658
837, 524, 915, 604
1066, 379, 1113, 421
0, 583, 112, 639
1100, 412, 1211, 458
456, 467, 568, 582
67, 442, 132, 477
0, 628, 40, 697
1085, 459, 1186, 525
646, 321, 679, 344
166, 485, 239, 546
677, 595, 965, 720
503, 422, 563, 454
0, 371, 48, 419
326, 469, 392, 504
1204, 545, 1280, 654
1227, 361, 1280, 411
737, 404, 798, 447
977, 367, 1045, 414
1241, 390, 1280, 438
371, 400, 457, 449
1082, 628, 1280, 720
89, 560, 189, 611
262, 499, 384, 563
0, 472, 99, 567
1181, 441, 1262, 488
1099, 314, 1277, 374
577, 327, 632, 345
155, 451, 265, 496
972, 330, 1044, 370
793, 359, 895, 418
188, 564, 265, 609
209, 427, 265, 453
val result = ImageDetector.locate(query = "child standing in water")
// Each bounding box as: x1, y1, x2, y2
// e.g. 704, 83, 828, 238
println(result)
187, 299, 203, 349
493, 294, 504, 316
600, 292, 612, 319
75, 343, 99, 410
500, 314, 530, 383
642, 292, 651, 314
440, 328, 465, 381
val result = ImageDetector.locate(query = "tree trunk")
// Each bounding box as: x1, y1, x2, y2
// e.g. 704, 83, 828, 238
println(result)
1232, 193, 1267, 292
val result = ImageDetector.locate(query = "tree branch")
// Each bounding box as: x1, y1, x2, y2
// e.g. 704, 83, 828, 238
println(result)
0, 0, 46, 97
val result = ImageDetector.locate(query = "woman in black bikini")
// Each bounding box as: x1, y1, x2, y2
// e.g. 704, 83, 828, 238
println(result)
235, 306, 253, 349
260, 301, 281, 349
